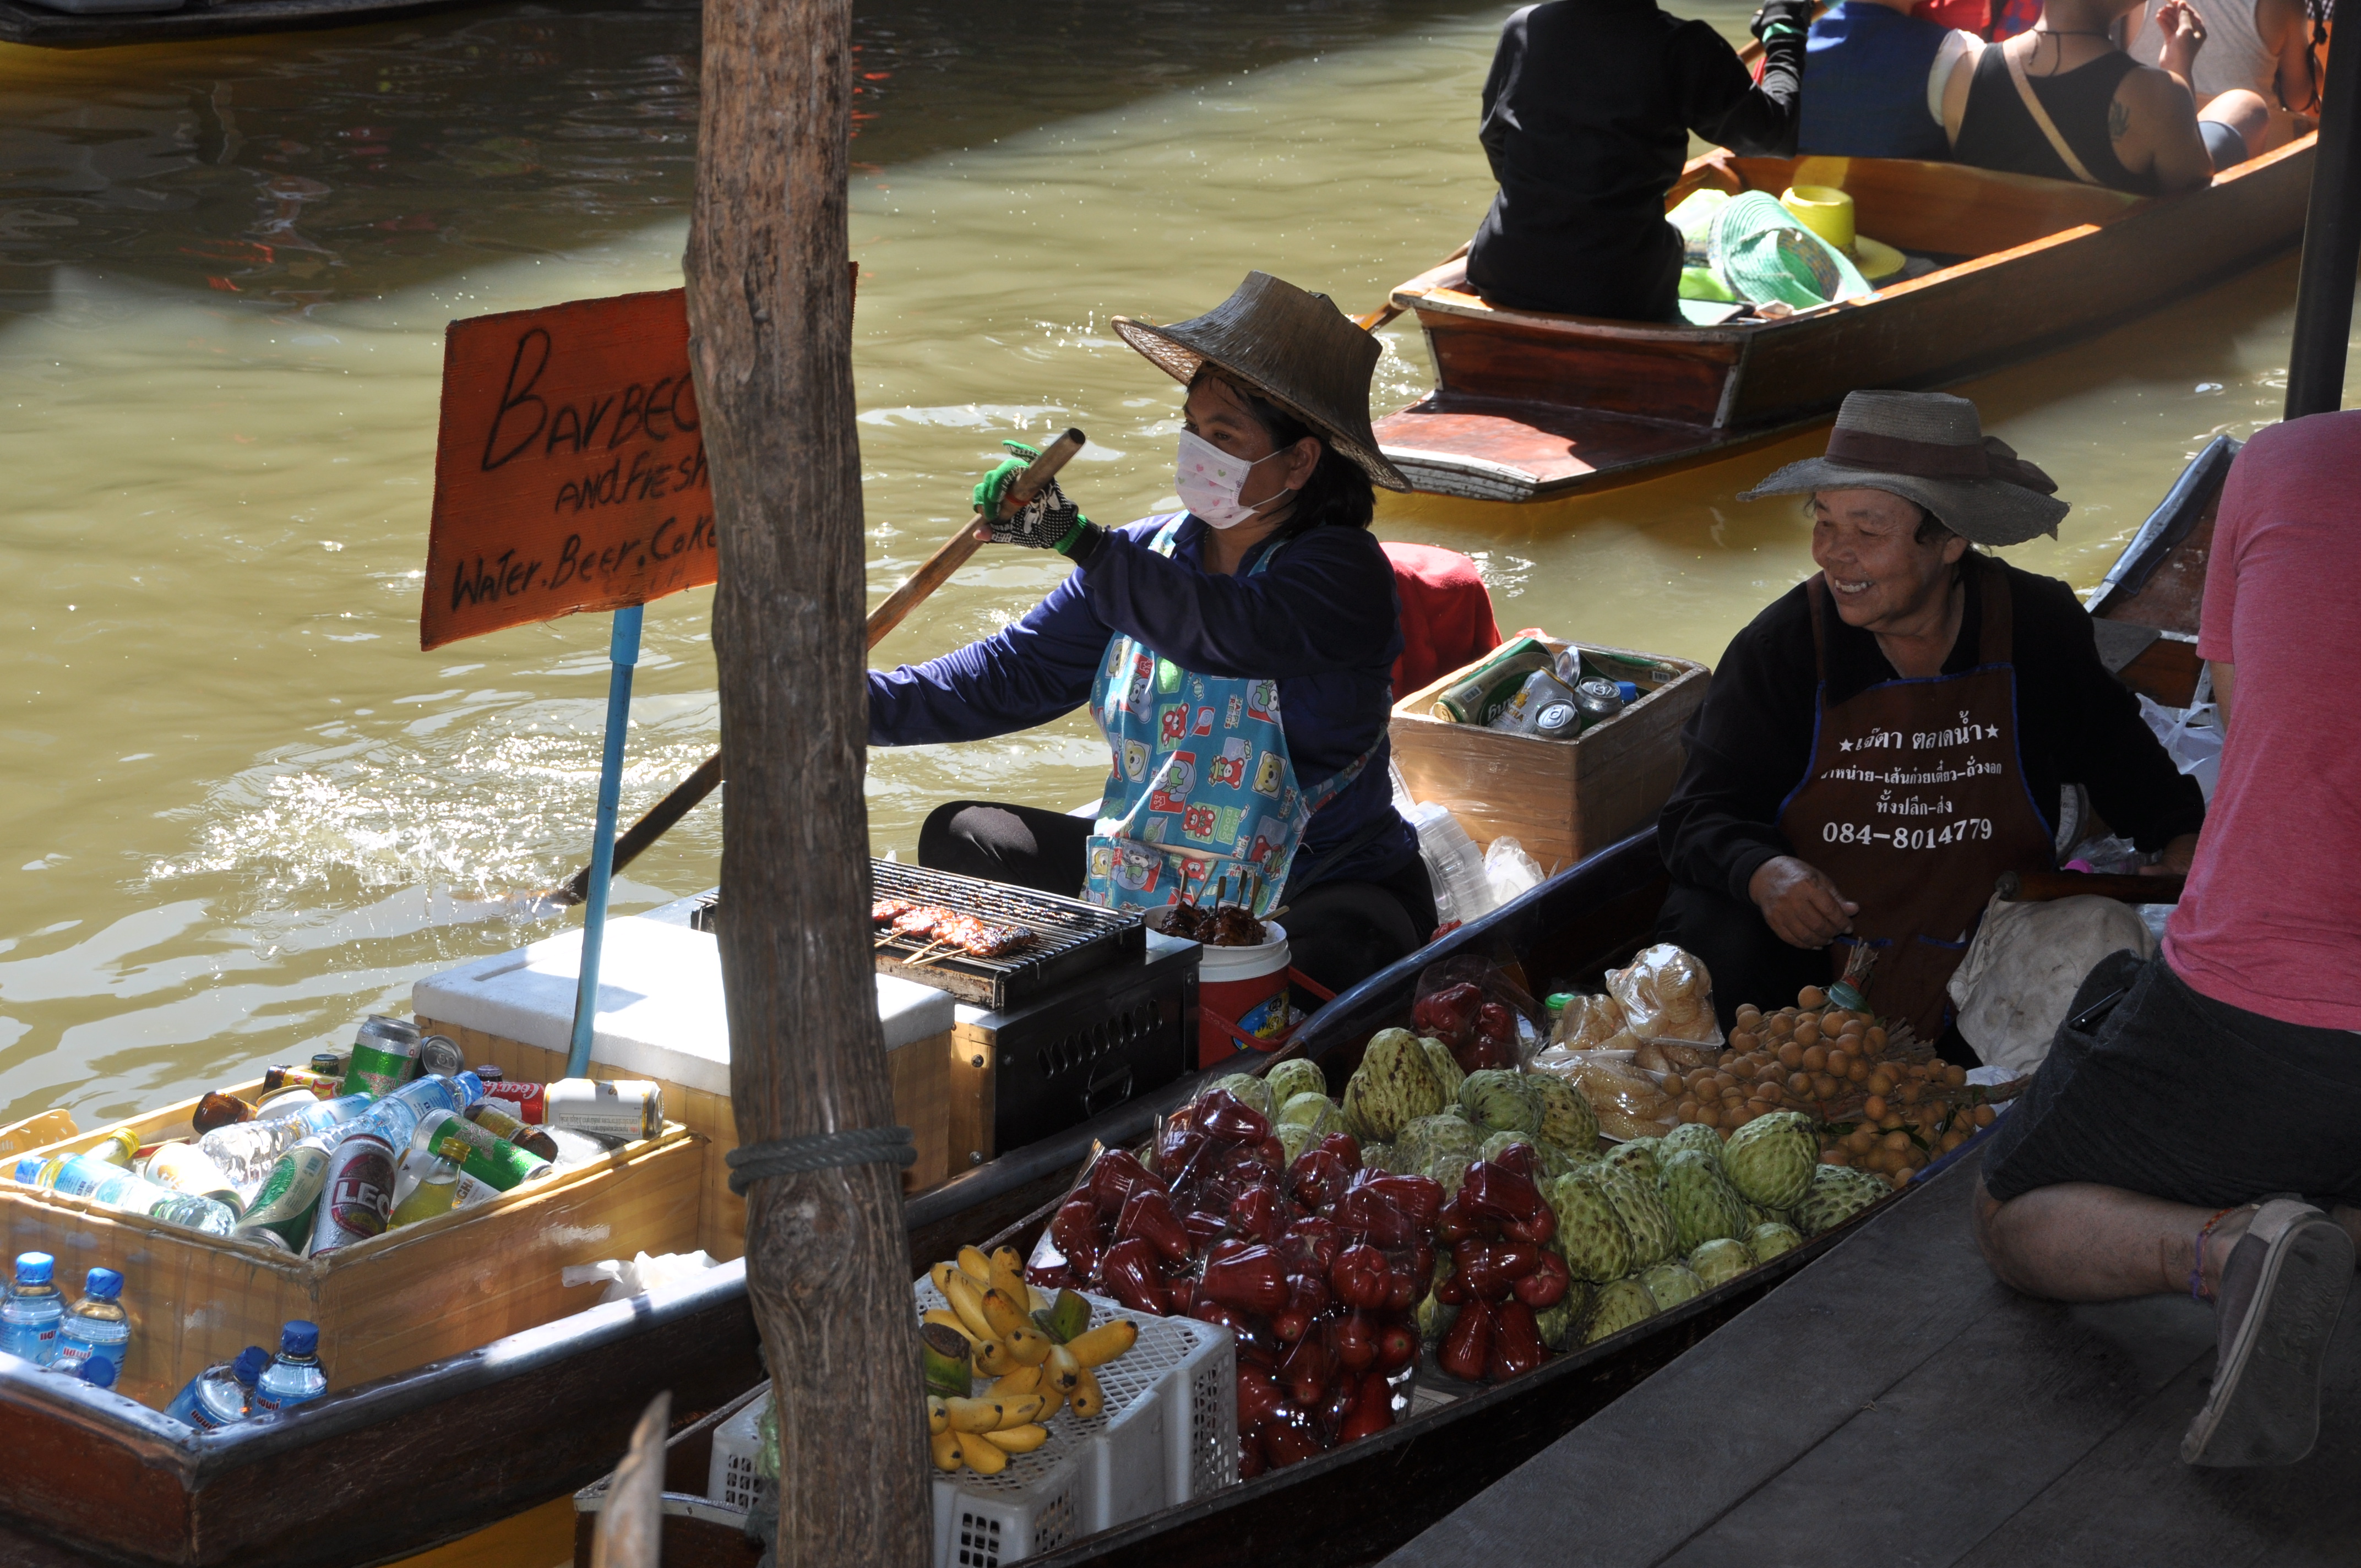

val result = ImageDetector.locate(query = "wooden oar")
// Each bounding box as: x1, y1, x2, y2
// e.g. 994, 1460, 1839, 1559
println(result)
540, 427, 1088, 907
1996, 868, 2186, 905
1353, 239, 1473, 333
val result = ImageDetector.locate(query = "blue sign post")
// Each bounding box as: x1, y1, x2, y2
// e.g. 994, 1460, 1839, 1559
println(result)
567, 603, 645, 1078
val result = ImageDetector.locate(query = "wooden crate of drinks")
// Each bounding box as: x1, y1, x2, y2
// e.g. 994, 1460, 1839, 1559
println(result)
1389, 637, 1711, 870
0, 1080, 703, 1408
413, 912, 959, 1262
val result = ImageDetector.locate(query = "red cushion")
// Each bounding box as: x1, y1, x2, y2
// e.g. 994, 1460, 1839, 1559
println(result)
1382, 541, 1500, 702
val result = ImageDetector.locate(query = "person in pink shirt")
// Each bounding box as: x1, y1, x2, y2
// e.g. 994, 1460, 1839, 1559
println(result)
1972, 410, 2361, 1468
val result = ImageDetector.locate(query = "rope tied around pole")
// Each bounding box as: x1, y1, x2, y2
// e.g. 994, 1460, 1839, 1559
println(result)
725, 1126, 916, 1195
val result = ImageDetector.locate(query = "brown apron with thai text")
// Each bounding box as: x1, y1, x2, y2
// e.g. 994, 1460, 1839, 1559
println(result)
1775, 559, 2056, 1039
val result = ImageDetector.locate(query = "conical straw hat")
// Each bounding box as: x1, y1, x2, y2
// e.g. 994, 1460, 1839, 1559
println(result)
1113, 272, 1412, 492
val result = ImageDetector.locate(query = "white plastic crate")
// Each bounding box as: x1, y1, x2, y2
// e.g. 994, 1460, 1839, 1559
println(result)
708, 1391, 767, 1511
916, 1278, 1236, 1560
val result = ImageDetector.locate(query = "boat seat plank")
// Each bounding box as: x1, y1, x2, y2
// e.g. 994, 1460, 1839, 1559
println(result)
1382, 1153, 2361, 1568
1369, 399, 1799, 502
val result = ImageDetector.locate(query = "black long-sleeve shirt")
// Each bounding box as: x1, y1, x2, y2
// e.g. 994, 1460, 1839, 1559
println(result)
1465, 0, 1806, 320
1658, 563, 2207, 903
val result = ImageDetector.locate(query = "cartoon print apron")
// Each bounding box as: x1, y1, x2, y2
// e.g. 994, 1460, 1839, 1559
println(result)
1082, 520, 1372, 917
1775, 558, 2056, 1039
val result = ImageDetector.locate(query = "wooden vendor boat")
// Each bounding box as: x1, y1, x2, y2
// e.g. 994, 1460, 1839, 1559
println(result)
1370, 141, 2312, 502
0, 0, 489, 48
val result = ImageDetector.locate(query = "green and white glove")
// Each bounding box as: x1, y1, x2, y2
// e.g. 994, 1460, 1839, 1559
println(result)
973, 441, 1089, 552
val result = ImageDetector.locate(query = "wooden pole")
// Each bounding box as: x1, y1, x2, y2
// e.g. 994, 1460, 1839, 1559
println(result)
2283, 34, 2361, 418
686, 0, 928, 1554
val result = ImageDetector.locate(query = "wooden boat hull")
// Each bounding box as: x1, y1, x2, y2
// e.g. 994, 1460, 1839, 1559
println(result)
0, 0, 490, 48
1374, 142, 2313, 502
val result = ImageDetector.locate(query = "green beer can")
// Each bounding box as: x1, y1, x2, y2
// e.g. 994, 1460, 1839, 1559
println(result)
415, 1112, 552, 1193
341, 1015, 422, 1098
235, 1137, 333, 1251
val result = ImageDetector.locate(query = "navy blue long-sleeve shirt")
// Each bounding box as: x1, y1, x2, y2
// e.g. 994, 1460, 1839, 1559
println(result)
868, 514, 1418, 893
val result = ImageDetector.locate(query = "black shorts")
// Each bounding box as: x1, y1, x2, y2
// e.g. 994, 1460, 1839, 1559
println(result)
1982, 949, 2361, 1208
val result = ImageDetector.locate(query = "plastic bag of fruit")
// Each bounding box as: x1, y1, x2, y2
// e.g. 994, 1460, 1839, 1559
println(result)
1524, 1054, 1679, 1142
1606, 943, 1724, 1050
1411, 955, 1547, 1074
1548, 991, 1629, 1050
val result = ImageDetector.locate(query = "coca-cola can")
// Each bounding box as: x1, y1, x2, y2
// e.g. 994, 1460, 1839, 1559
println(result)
547, 1078, 664, 1141
307, 1131, 398, 1256
482, 1079, 547, 1123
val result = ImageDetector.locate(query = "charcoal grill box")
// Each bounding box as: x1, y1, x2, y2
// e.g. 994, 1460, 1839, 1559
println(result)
413, 913, 955, 1261
948, 928, 1199, 1165
1388, 637, 1711, 869
0, 1082, 702, 1408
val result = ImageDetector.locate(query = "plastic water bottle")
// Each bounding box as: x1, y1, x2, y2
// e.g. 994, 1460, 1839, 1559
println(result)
348, 1071, 483, 1152
20, 1155, 237, 1237
163, 1344, 270, 1431
45, 1346, 117, 1389
55, 1267, 129, 1380
0, 1253, 64, 1365
199, 1094, 371, 1191
251, 1321, 328, 1414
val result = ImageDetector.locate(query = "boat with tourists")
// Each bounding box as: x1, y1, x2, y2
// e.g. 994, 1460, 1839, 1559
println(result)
1369, 139, 2314, 502
0, 0, 481, 48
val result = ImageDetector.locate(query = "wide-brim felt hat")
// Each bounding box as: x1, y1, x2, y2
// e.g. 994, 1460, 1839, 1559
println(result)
1737, 390, 2071, 545
1114, 271, 1412, 492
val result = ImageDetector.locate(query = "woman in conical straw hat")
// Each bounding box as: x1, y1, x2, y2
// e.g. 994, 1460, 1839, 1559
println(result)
1653, 389, 2202, 1063
867, 273, 1439, 1011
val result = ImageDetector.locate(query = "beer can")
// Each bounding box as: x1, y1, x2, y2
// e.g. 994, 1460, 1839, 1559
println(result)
415, 1113, 552, 1193
341, 1016, 422, 1099
236, 1138, 333, 1251
546, 1078, 663, 1141
417, 1035, 466, 1079
1573, 676, 1625, 727
465, 1102, 561, 1162
482, 1079, 547, 1124
260, 1066, 342, 1099
450, 1170, 502, 1209
307, 1131, 398, 1256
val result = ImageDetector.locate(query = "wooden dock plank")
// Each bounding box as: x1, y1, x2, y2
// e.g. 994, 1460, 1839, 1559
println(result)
1382, 1152, 2361, 1568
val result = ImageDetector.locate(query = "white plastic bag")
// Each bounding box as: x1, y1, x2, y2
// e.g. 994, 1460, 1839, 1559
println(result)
1483, 836, 1547, 906
562, 1249, 719, 1303
2137, 693, 2223, 801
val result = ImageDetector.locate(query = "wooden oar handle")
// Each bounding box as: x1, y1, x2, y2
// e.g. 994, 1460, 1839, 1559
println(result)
865, 427, 1086, 650
1997, 868, 2186, 905
545, 428, 1087, 906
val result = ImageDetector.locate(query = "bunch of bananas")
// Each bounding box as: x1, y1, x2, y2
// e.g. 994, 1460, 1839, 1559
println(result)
921, 1245, 1141, 1476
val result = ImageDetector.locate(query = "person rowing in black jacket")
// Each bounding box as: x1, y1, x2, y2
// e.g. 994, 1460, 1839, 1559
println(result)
1466, 0, 1812, 322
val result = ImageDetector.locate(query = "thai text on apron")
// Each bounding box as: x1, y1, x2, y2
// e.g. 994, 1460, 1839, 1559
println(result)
1775, 559, 2055, 1038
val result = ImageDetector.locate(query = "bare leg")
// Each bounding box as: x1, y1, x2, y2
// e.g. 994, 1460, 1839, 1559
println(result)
1973, 1178, 2257, 1303
2198, 88, 2272, 159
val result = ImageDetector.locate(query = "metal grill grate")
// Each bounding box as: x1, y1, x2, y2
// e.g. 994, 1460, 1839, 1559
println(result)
868, 860, 1143, 1008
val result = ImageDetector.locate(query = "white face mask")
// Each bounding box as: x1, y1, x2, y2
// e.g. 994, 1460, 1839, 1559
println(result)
1174, 430, 1293, 530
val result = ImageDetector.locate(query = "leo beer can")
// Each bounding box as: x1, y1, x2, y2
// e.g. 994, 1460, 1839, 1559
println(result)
482, 1079, 547, 1124
546, 1078, 663, 1141
235, 1136, 333, 1251
416, 1035, 466, 1079
341, 1016, 422, 1099
307, 1131, 398, 1256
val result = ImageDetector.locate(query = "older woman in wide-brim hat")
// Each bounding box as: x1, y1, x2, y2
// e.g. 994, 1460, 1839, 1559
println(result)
867, 273, 1437, 1003
1652, 390, 2204, 1068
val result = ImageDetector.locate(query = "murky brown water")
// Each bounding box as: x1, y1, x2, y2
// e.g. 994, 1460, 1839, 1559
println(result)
0, 0, 2331, 1128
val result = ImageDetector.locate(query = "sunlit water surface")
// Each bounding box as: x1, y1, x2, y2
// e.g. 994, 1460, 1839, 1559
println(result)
0, 0, 2333, 1125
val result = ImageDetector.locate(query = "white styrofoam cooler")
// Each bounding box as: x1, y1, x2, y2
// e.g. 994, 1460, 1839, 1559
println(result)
917, 1280, 1236, 1566
412, 913, 953, 1091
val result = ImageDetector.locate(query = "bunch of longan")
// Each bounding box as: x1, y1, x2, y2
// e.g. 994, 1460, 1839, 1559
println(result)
1663, 985, 1884, 1131
1661, 986, 1996, 1188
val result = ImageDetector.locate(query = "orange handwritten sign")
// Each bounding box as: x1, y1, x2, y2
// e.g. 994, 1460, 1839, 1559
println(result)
421, 288, 711, 650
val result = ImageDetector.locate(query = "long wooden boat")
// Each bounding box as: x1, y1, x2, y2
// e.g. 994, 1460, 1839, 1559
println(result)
0, 0, 483, 47
1371, 141, 2311, 502
2, 441, 2228, 1568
